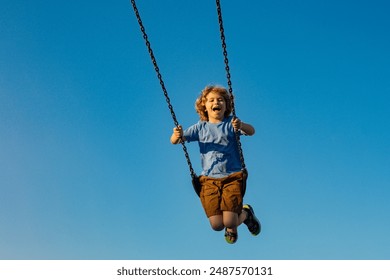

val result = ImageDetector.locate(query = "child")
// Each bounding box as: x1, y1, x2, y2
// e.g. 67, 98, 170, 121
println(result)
170, 85, 260, 244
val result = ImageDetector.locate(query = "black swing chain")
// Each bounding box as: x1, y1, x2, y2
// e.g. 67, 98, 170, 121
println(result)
130, 0, 197, 180
216, 0, 246, 171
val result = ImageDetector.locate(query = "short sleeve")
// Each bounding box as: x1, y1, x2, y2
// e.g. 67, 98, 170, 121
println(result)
183, 122, 201, 143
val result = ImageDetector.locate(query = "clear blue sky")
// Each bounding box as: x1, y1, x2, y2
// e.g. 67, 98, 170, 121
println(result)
1, 0, 389, 260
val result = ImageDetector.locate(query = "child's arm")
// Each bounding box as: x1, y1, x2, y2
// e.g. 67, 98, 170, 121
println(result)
170, 125, 185, 144
232, 118, 255, 136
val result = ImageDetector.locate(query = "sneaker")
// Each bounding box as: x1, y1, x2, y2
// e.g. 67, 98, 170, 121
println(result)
243, 204, 261, 236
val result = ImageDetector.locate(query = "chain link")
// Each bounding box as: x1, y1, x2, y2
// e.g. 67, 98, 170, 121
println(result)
130, 0, 197, 180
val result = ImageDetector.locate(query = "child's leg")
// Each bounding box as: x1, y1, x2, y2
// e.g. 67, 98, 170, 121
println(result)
199, 176, 224, 231
208, 215, 224, 231
223, 211, 241, 244
223, 210, 247, 229
223, 211, 238, 229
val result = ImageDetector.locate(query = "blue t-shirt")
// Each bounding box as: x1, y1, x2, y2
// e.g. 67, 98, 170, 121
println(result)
183, 116, 243, 178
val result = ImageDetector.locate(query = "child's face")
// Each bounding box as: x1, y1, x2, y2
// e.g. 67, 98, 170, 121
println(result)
204, 91, 227, 123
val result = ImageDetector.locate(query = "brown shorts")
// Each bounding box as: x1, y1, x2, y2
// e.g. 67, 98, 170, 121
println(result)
199, 171, 244, 218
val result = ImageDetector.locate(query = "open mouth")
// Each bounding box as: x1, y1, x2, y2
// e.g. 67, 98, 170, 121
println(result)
212, 107, 221, 112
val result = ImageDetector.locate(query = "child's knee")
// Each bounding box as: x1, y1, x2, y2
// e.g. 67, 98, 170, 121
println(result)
210, 223, 224, 231
209, 216, 224, 231
223, 211, 239, 229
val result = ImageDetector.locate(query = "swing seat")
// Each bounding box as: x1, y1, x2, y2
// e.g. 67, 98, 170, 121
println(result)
241, 168, 248, 197
191, 168, 248, 198
192, 176, 202, 197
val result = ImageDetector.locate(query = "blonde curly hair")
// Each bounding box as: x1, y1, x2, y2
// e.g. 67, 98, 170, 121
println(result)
195, 85, 232, 121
